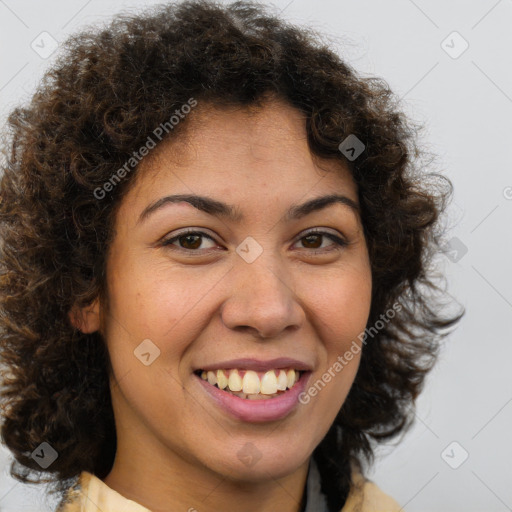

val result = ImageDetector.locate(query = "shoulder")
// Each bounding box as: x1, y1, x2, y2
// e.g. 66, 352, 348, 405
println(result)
56, 471, 151, 512
55, 472, 88, 512
340, 470, 402, 512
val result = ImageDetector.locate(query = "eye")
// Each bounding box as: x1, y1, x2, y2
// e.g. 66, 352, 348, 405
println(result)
292, 229, 348, 253
161, 228, 348, 256
161, 230, 219, 253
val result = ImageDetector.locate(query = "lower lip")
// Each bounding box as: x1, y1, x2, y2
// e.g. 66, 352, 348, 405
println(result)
195, 372, 311, 423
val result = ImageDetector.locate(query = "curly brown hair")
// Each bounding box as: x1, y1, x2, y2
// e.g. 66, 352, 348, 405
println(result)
0, 1, 462, 510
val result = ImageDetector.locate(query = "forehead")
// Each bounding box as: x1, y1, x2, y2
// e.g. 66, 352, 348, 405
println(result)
123, 99, 358, 215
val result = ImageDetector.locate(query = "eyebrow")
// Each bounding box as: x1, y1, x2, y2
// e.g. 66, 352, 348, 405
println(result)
137, 193, 360, 225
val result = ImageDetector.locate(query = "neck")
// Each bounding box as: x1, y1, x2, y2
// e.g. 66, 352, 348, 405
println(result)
102, 434, 311, 512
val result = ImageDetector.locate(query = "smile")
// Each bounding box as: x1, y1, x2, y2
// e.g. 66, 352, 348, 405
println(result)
194, 367, 311, 423
195, 368, 303, 399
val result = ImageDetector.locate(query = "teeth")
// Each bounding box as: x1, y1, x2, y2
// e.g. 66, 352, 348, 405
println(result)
276, 370, 288, 391
260, 370, 278, 394
198, 368, 303, 397
286, 369, 296, 388
216, 369, 228, 389
247, 393, 273, 400
228, 369, 243, 392
207, 371, 217, 386
242, 370, 260, 394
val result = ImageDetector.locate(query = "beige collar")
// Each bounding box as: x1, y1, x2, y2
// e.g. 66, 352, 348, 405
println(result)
57, 463, 401, 512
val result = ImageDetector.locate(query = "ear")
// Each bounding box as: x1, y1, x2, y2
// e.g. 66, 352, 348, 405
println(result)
68, 297, 101, 333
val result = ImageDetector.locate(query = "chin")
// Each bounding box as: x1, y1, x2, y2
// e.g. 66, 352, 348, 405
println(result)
206, 442, 310, 483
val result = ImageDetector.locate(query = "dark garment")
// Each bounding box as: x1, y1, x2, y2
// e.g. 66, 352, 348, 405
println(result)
303, 457, 330, 512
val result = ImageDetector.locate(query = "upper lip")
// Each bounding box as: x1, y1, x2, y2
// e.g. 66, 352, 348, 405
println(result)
194, 357, 313, 373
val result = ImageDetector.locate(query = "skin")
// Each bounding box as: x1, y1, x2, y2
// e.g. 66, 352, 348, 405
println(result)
71, 98, 372, 512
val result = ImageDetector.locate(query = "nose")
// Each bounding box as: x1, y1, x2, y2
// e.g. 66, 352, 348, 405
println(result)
220, 256, 304, 339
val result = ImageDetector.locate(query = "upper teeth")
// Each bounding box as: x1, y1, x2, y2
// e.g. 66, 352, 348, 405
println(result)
199, 368, 300, 394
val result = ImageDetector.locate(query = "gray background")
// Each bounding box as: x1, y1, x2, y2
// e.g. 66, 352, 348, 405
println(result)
0, 1, 511, 511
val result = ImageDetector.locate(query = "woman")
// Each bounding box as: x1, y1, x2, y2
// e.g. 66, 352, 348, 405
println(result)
0, 1, 462, 511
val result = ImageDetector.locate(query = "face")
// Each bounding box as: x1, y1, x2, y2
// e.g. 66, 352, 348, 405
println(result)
74, 99, 372, 485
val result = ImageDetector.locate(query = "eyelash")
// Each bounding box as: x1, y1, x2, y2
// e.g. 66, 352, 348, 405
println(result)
161, 228, 348, 256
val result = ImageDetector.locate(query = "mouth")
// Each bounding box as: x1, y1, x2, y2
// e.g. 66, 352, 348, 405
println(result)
193, 363, 312, 422
193, 368, 304, 400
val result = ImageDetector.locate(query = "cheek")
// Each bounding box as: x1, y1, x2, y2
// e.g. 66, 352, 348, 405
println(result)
305, 264, 370, 407
314, 266, 372, 348
105, 257, 205, 341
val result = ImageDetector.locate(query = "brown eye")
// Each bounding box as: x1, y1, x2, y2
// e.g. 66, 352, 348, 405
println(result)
177, 234, 202, 250
161, 229, 347, 256
162, 230, 217, 252
295, 230, 348, 253
301, 234, 323, 249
